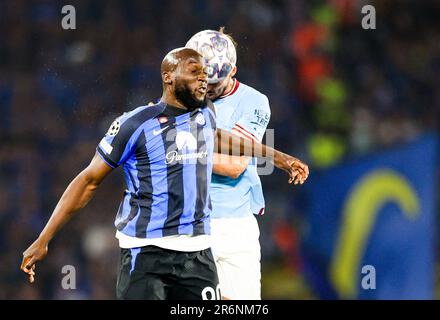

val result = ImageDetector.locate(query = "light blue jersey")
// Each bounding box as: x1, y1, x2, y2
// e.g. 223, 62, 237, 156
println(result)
210, 79, 271, 219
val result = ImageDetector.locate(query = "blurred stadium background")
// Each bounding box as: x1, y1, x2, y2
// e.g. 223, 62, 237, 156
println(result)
1, 0, 439, 299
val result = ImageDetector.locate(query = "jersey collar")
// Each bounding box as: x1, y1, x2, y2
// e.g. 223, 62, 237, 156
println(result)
160, 102, 197, 117
219, 79, 240, 98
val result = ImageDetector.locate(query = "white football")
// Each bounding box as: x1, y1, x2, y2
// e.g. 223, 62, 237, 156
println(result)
186, 30, 237, 84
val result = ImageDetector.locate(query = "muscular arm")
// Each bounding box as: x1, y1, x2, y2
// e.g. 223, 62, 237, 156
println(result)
215, 128, 309, 184
21, 153, 113, 282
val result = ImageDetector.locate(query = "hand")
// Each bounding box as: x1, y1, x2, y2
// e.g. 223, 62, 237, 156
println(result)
21, 239, 48, 283
287, 157, 309, 185
274, 153, 309, 185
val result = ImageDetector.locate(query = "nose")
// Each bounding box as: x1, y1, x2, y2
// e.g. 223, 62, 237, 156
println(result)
199, 72, 208, 84
199, 67, 209, 81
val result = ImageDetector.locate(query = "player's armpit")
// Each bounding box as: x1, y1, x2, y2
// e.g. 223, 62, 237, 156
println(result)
85, 152, 115, 185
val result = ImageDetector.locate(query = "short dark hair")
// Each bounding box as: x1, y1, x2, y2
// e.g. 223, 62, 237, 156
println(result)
218, 26, 238, 48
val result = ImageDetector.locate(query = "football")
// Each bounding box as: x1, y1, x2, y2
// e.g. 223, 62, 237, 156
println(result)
186, 30, 237, 84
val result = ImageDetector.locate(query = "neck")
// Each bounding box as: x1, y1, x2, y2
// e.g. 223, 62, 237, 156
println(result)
160, 90, 188, 110
222, 78, 236, 96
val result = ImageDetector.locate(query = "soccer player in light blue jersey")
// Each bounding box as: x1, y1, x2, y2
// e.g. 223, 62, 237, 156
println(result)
186, 28, 278, 299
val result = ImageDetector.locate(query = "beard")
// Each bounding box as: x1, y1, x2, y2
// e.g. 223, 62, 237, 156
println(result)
174, 78, 206, 111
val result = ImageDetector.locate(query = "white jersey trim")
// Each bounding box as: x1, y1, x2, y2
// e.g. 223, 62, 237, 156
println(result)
116, 231, 211, 252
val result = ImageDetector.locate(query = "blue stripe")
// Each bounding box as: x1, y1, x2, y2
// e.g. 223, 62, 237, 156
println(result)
134, 132, 154, 238
103, 106, 151, 161
124, 157, 140, 193
114, 191, 132, 228
203, 108, 214, 235
177, 118, 196, 235
162, 116, 185, 237
144, 123, 169, 237
117, 127, 149, 236
116, 124, 147, 166
130, 247, 141, 275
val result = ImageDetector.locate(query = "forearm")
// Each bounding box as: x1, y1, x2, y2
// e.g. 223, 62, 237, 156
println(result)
37, 170, 100, 244
216, 128, 288, 168
212, 153, 249, 179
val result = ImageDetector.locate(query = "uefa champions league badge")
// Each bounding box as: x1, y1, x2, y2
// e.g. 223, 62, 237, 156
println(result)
195, 112, 206, 126
107, 119, 121, 137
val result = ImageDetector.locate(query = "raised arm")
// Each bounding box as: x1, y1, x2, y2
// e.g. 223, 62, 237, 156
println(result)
20, 153, 113, 283
215, 128, 309, 184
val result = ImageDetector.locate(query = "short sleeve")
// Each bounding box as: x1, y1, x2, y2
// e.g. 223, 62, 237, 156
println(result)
96, 114, 139, 168
232, 94, 271, 142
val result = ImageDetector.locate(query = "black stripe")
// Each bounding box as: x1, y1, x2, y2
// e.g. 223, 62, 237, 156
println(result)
206, 99, 216, 117
134, 132, 154, 238
116, 193, 139, 231
127, 170, 138, 193
114, 192, 126, 224
207, 110, 216, 131
162, 104, 191, 117
96, 146, 118, 168
161, 118, 184, 237
192, 113, 208, 236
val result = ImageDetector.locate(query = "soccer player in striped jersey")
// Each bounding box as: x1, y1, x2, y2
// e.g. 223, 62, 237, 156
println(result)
21, 47, 308, 300
186, 29, 281, 299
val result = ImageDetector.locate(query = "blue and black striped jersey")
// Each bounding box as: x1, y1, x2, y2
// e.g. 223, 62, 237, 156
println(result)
97, 101, 216, 239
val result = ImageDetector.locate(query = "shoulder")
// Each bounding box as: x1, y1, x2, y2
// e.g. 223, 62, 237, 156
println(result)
205, 99, 216, 116
105, 103, 165, 140
119, 103, 166, 128
236, 82, 270, 113
203, 100, 217, 128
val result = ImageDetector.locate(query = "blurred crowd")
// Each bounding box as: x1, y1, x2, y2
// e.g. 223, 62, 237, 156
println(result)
0, 0, 439, 299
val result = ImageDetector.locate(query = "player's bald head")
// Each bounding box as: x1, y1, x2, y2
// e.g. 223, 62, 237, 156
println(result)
161, 47, 203, 74
160, 47, 208, 110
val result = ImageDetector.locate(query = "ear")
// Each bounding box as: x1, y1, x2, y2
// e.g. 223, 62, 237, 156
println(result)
162, 71, 174, 85
230, 66, 237, 78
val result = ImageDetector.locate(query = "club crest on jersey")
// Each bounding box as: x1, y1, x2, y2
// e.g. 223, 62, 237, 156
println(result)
106, 119, 120, 137
158, 116, 168, 124
175, 131, 197, 151
195, 112, 206, 126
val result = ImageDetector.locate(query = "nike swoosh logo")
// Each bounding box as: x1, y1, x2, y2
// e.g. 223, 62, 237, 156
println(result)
153, 126, 169, 136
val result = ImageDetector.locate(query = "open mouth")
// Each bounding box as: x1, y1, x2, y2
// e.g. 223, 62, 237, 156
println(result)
198, 86, 207, 94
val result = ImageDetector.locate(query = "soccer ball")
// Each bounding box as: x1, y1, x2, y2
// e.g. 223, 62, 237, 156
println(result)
186, 30, 237, 84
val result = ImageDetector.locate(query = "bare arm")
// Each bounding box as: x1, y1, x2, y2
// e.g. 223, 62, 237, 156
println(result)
212, 153, 250, 179
215, 128, 309, 184
20, 153, 113, 283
